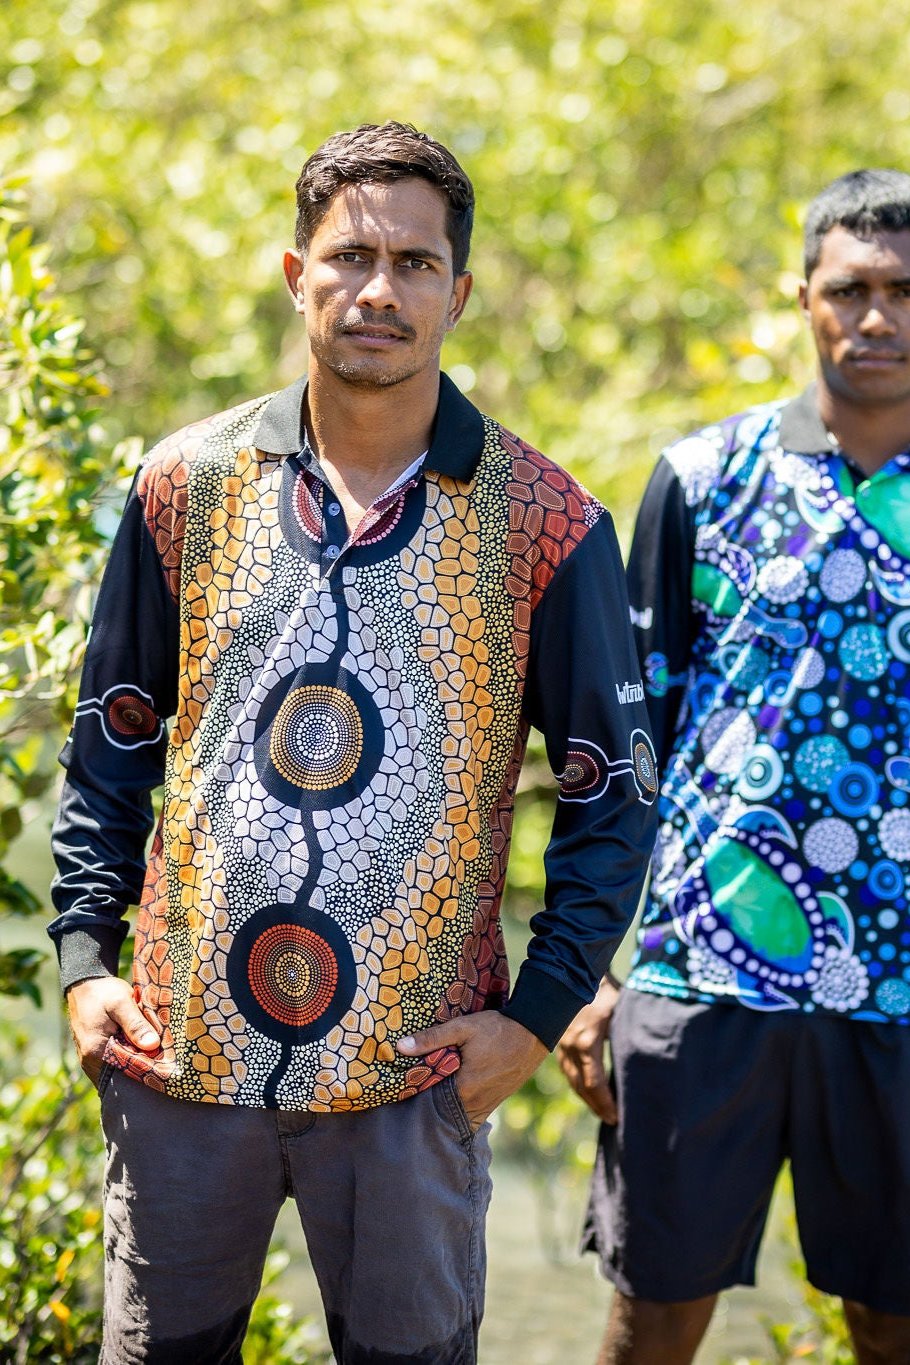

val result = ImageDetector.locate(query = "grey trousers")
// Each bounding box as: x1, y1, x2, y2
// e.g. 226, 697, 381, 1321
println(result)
98, 1068, 492, 1364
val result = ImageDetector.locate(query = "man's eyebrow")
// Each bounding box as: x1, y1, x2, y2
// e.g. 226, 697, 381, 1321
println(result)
823, 273, 910, 289
328, 237, 447, 264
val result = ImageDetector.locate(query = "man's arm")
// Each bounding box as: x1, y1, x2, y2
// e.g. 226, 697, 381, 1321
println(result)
398, 511, 658, 1126
49, 472, 179, 1080
557, 456, 696, 1119
624, 454, 695, 771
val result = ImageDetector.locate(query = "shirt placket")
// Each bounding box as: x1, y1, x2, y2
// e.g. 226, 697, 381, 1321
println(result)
301, 460, 421, 580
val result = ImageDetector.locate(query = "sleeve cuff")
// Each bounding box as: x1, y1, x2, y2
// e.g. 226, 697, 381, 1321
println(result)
501, 962, 590, 1051
55, 926, 124, 993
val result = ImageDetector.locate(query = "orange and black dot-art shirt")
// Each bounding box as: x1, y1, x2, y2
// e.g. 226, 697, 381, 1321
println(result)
51, 375, 657, 1110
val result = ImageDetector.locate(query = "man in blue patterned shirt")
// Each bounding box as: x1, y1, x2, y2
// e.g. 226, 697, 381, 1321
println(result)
559, 170, 910, 1363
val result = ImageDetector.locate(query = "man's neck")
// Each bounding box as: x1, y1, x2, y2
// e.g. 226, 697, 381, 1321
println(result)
817, 379, 910, 476
305, 366, 439, 503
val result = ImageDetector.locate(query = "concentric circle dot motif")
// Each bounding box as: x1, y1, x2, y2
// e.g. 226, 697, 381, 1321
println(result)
888, 609, 910, 663
634, 741, 658, 796
248, 922, 339, 1028
829, 762, 879, 817
108, 693, 157, 735
869, 860, 904, 900
269, 686, 363, 791
737, 744, 784, 801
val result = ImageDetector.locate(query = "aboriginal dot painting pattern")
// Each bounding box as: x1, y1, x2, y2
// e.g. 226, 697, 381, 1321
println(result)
629, 403, 910, 1023
108, 399, 605, 1107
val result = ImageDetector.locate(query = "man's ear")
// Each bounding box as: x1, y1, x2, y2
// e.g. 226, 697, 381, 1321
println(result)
447, 270, 473, 331
283, 250, 306, 316
798, 278, 810, 320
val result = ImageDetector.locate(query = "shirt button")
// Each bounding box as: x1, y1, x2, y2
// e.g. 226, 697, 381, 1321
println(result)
327, 501, 341, 517
325, 545, 340, 560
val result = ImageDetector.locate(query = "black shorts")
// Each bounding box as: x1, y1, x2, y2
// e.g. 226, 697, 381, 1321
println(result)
583, 988, 910, 1313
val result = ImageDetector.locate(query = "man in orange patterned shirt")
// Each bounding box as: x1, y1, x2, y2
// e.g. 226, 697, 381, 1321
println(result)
51, 122, 656, 1363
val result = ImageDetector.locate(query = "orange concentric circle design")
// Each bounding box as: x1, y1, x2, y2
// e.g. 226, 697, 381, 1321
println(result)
247, 923, 339, 1028
268, 686, 363, 791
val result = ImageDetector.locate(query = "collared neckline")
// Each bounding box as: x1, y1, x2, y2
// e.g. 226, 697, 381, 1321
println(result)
777, 383, 829, 455
778, 381, 910, 477
251, 371, 485, 480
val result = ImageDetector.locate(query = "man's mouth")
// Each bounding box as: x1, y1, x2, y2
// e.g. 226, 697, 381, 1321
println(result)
340, 316, 415, 343
848, 347, 906, 365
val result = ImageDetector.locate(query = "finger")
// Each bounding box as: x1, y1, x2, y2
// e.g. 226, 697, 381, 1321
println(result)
109, 997, 161, 1051
396, 1022, 464, 1056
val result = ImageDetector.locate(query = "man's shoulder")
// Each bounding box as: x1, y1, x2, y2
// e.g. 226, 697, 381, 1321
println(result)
482, 420, 608, 592
661, 397, 790, 500
137, 393, 275, 498
491, 420, 604, 520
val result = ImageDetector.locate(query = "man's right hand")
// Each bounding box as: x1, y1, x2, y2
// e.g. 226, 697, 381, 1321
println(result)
556, 977, 620, 1124
66, 976, 162, 1085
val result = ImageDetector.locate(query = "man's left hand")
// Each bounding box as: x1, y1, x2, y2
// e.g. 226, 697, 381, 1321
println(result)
396, 1014, 548, 1132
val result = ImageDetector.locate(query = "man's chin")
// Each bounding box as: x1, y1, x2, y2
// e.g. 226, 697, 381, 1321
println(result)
328, 360, 418, 390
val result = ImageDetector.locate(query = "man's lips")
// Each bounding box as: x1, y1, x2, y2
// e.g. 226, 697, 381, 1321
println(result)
847, 348, 907, 364
340, 321, 413, 343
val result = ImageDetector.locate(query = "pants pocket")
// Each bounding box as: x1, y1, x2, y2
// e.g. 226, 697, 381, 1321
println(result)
431, 1074, 476, 1144
95, 1061, 114, 1101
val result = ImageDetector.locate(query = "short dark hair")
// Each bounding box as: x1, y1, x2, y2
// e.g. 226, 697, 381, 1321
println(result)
804, 169, 910, 277
294, 121, 474, 276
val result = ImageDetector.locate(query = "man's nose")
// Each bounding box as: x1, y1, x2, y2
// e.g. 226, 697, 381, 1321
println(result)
859, 299, 898, 335
357, 265, 399, 310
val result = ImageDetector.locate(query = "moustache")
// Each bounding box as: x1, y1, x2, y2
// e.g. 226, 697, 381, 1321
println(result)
338, 311, 417, 340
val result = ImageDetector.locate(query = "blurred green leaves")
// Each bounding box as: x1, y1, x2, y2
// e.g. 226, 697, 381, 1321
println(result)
6, 0, 910, 532
0, 173, 135, 999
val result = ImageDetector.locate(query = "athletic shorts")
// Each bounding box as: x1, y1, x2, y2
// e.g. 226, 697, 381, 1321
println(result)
582, 988, 910, 1313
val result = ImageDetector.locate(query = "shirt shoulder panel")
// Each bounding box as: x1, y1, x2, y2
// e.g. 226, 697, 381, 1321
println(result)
494, 422, 605, 612
663, 400, 786, 511
137, 395, 274, 599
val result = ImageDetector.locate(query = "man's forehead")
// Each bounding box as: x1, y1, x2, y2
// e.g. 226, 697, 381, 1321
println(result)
316, 179, 450, 241
815, 224, 910, 275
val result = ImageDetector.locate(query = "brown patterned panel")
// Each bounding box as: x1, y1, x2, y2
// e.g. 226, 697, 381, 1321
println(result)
500, 428, 602, 679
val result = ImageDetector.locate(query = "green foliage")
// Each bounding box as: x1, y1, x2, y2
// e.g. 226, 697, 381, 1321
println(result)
7, 0, 910, 528
0, 1050, 103, 1362
0, 171, 138, 1001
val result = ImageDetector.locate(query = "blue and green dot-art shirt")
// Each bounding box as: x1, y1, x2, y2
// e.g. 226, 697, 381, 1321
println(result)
49, 374, 657, 1109
626, 384, 910, 1022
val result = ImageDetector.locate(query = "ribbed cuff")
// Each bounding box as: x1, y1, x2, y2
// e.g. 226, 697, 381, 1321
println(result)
56, 926, 123, 993
501, 963, 590, 1051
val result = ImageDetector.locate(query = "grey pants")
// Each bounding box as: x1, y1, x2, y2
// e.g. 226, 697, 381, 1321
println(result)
98, 1068, 492, 1364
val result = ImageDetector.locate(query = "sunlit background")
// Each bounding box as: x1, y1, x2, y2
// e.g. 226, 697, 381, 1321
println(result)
2, 0, 905, 1358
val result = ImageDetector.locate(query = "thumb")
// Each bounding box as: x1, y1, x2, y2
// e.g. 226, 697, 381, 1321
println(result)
109, 996, 161, 1052
396, 1020, 467, 1056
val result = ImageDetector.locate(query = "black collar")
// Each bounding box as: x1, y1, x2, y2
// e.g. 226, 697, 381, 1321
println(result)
777, 383, 830, 455
251, 372, 486, 480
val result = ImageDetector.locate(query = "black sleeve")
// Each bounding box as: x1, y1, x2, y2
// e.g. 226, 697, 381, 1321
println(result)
48, 477, 179, 990
501, 512, 659, 1049
625, 455, 697, 771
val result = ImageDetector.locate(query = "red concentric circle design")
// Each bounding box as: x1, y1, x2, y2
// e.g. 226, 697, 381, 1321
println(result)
247, 922, 339, 1028
108, 694, 158, 735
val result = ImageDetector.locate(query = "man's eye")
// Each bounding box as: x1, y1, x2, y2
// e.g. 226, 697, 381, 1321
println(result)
337, 252, 365, 263
403, 258, 430, 270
